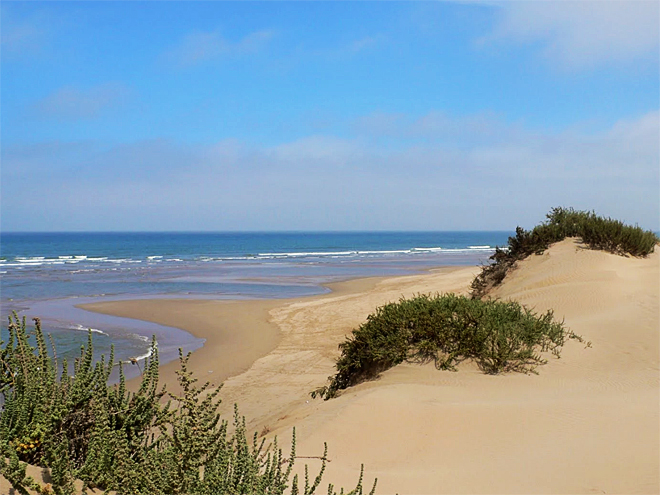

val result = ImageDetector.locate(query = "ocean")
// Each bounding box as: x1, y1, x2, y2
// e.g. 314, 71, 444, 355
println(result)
0, 231, 511, 378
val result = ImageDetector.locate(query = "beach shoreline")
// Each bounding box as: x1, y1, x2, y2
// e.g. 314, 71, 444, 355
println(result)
76, 272, 417, 391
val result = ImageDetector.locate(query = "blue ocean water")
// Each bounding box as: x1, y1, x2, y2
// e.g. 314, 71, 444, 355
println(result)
1, 231, 511, 377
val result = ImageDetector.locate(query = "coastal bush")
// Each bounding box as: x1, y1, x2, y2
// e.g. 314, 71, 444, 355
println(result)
0, 314, 376, 495
312, 294, 585, 400
470, 207, 660, 298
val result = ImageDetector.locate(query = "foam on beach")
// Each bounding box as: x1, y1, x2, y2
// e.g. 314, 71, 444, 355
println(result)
255, 246, 496, 259
68, 324, 109, 336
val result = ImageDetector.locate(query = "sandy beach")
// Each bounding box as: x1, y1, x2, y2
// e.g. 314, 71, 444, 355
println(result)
78, 239, 659, 494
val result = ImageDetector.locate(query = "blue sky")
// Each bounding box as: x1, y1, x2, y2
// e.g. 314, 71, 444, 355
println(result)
2, 1, 658, 231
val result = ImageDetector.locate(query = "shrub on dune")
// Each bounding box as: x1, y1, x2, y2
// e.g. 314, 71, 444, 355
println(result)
470, 207, 659, 298
312, 294, 586, 400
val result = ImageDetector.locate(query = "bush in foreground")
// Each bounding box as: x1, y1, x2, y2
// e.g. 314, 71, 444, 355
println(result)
312, 294, 586, 400
471, 207, 659, 298
0, 315, 376, 495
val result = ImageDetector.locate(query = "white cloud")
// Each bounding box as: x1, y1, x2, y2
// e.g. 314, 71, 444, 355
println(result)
352, 107, 658, 179
353, 110, 525, 147
164, 29, 275, 67
353, 112, 405, 137
482, 1, 659, 70
3, 111, 658, 231
31, 82, 132, 121
270, 135, 364, 167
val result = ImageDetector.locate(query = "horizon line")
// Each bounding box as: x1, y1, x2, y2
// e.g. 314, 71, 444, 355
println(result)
1, 229, 518, 235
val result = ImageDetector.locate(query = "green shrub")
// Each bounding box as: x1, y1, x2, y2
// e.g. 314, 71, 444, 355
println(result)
1, 314, 376, 495
471, 207, 659, 298
312, 294, 585, 400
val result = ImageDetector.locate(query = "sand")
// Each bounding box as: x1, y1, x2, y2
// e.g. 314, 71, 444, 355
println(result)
278, 240, 659, 494
279, 239, 659, 494
77, 298, 285, 393
8, 239, 658, 494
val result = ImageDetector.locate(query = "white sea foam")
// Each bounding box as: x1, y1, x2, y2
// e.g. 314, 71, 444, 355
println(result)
445, 248, 494, 253
258, 250, 357, 257
68, 324, 108, 336
122, 350, 152, 364
8, 256, 112, 267
356, 249, 410, 255
251, 246, 499, 259
147, 256, 163, 260
13, 255, 116, 266
133, 350, 153, 361
11, 255, 112, 265
124, 337, 156, 363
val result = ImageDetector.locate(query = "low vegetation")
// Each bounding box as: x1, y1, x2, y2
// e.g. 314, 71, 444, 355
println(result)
312, 294, 586, 400
315, 207, 654, 399
0, 315, 376, 495
471, 207, 659, 298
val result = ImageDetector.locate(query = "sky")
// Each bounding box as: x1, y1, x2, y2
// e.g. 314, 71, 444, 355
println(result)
1, 1, 658, 232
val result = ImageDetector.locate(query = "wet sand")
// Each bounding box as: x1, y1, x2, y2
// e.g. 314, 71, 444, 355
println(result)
77, 275, 390, 392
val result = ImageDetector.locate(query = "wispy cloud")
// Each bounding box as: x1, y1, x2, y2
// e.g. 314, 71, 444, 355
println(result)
465, 110, 659, 182
347, 35, 385, 54
352, 111, 405, 137
4, 111, 657, 231
271, 135, 365, 168
316, 34, 387, 62
479, 1, 659, 70
31, 82, 132, 121
1, 140, 97, 180
353, 110, 522, 147
353, 108, 658, 180
163, 29, 275, 68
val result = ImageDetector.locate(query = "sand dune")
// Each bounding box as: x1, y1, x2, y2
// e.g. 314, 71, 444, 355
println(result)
76, 239, 658, 493
222, 239, 658, 494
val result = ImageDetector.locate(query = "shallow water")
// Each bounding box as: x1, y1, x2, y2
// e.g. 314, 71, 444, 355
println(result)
1, 231, 510, 377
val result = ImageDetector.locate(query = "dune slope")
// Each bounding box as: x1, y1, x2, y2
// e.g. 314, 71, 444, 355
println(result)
230, 239, 658, 494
